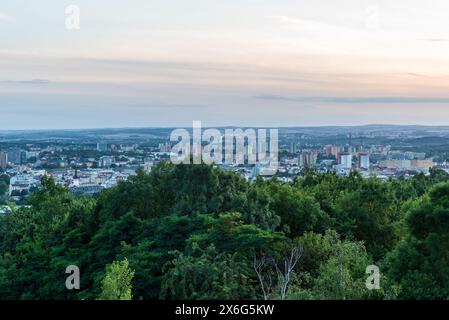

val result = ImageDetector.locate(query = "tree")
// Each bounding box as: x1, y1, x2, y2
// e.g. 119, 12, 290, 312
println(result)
428, 168, 449, 184
0, 162, 442, 300
0, 175, 9, 196
312, 236, 371, 300
269, 184, 330, 237
252, 243, 303, 300
119, 213, 214, 299
98, 258, 134, 300
252, 253, 274, 300
385, 182, 449, 299
334, 178, 399, 259
288, 230, 399, 300
160, 244, 255, 300
295, 231, 338, 283
186, 212, 284, 255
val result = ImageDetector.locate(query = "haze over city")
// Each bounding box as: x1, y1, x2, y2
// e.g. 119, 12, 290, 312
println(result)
1, 0, 449, 129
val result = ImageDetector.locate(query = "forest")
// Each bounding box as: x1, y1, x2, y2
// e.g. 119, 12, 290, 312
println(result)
1, 163, 449, 300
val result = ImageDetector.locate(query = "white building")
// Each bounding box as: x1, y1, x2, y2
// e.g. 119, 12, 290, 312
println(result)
99, 156, 114, 167
9, 173, 42, 195
358, 153, 370, 170
339, 153, 352, 169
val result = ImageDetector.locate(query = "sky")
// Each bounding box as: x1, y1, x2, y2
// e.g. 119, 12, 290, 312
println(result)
1, 0, 449, 129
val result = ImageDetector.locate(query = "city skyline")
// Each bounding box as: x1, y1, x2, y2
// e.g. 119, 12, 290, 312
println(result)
2, 0, 449, 129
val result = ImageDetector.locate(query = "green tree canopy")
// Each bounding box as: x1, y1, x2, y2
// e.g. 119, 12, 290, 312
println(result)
98, 258, 134, 300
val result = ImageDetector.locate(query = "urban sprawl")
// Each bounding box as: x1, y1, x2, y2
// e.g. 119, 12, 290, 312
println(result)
1, 126, 448, 209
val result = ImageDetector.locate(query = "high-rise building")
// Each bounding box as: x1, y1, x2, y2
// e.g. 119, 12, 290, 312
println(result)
289, 142, 297, 154
97, 142, 108, 152
299, 150, 318, 168
339, 153, 352, 169
99, 156, 114, 167
7, 148, 26, 165
331, 146, 340, 158
0, 151, 8, 170
20, 150, 27, 165
358, 153, 370, 170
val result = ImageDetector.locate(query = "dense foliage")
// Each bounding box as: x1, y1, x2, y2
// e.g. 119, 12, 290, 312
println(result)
0, 164, 448, 300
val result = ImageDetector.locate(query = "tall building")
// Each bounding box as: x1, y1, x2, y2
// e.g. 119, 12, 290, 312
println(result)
20, 150, 27, 165
339, 153, 352, 169
99, 156, 114, 168
99, 156, 114, 167
7, 148, 20, 164
97, 142, 108, 152
299, 150, 318, 168
7, 148, 26, 165
358, 153, 370, 170
289, 142, 297, 154
331, 146, 340, 158
0, 151, 8, 170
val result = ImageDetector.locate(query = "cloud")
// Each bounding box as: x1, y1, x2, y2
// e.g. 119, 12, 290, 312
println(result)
16, 79, 51, 84
272, 15, 328, 31
254, 95, 449, 104
418, 38, 449, 42
2, 79, 51, 84
271, 14, 355, 34
128, 103, 214, 110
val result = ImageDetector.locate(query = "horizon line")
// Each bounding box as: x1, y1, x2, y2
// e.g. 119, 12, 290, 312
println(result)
2, 123, 449, 133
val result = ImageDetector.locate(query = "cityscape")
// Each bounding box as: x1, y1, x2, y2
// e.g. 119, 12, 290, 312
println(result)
1, 125, 447, 208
